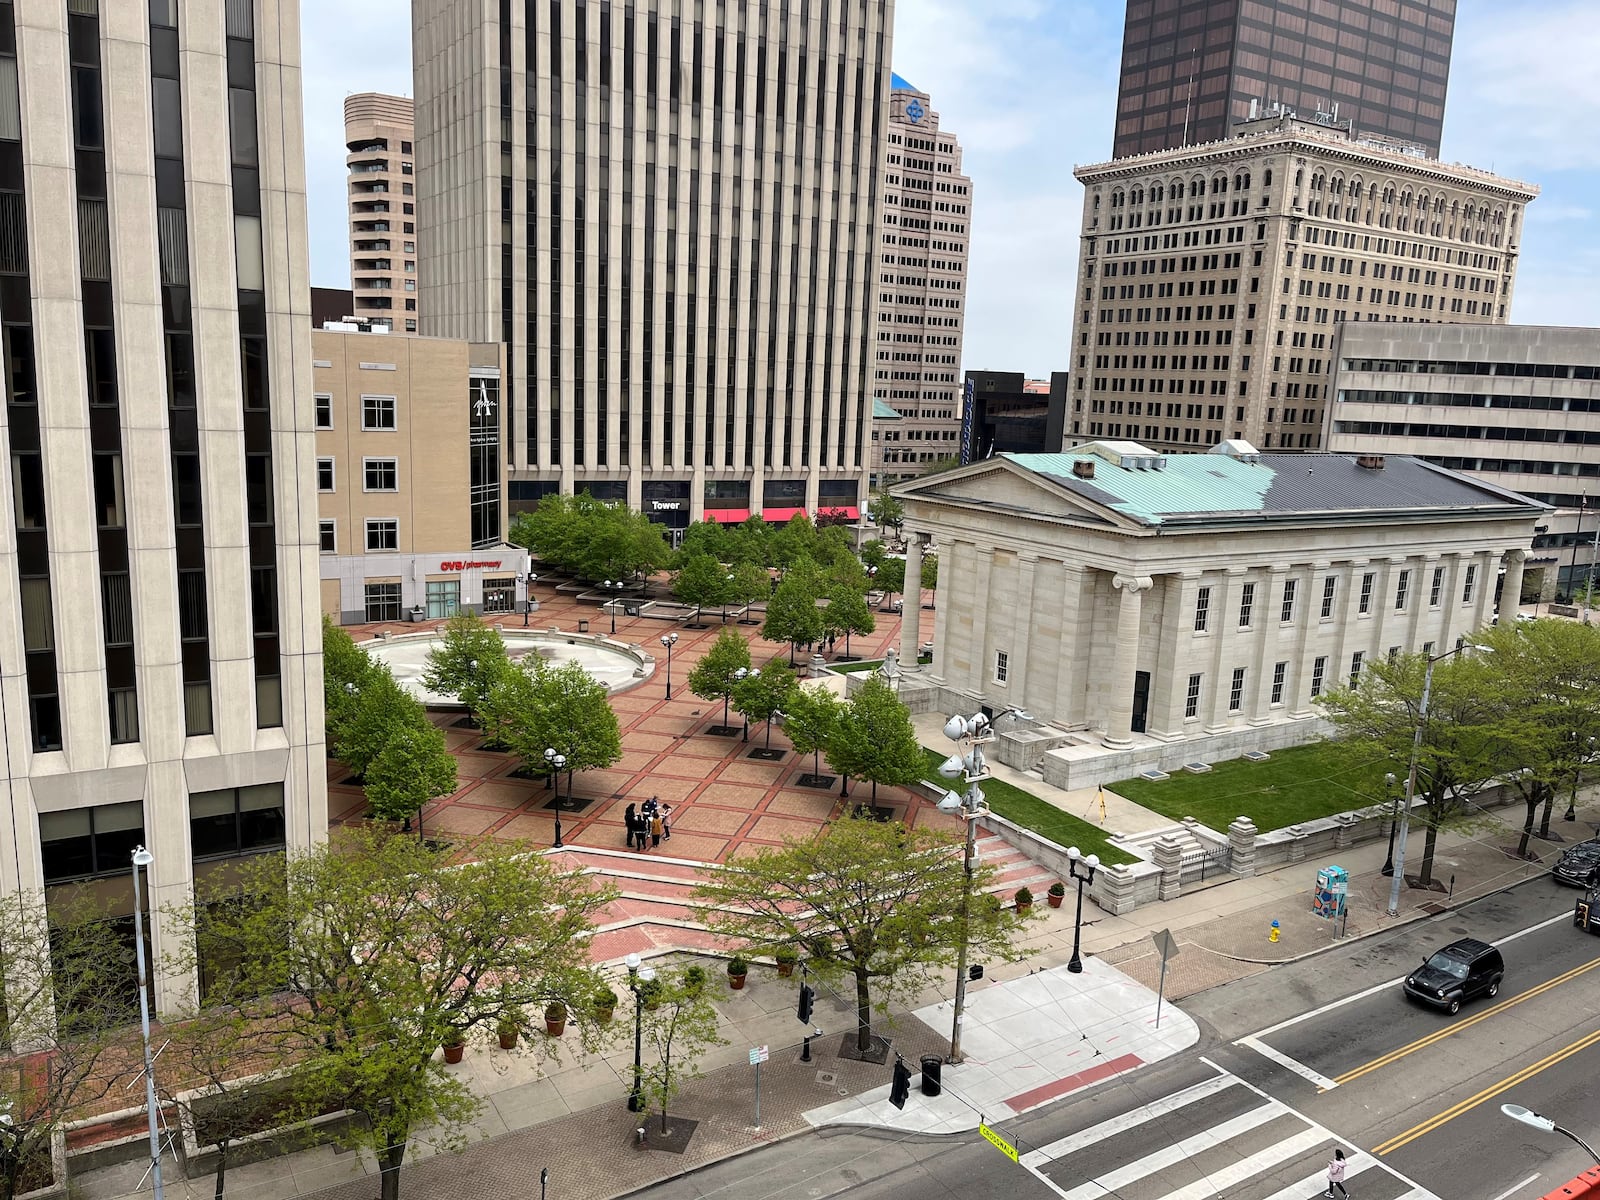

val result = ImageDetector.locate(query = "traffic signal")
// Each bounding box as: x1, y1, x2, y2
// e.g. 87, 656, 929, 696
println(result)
889, 1056, 912, 1110
797, 984, 815, 1025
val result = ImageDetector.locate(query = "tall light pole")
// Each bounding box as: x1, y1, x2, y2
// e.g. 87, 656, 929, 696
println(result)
1388, 642, 1490, 917
520, 572, 538, 626
1065, 846, 1100, 973
732, 667, 749, 739
625, 953, 656, 1112
725, 666, 748, 730
603, 580, 625, 634
543, 748, 568, 848
1380, 771, 1399, 876
660, 633, 679, 699
1502, 1104, 1600, 1164
937, 711, 993, 1064
131, 847, 165, 1200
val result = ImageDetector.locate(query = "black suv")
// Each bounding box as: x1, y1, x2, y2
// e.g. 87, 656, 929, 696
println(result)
1553, 840, 1600, 888
1402, 938, 1504, 1014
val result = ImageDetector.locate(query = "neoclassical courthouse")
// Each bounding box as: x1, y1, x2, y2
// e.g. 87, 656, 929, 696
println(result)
891, 440, 1544, 788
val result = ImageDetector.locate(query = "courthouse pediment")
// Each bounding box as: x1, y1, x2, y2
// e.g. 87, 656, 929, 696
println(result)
896, 460, 1130, 529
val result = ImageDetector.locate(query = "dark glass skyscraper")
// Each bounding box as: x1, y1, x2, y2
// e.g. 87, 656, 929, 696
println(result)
1113, 0, 1456, 160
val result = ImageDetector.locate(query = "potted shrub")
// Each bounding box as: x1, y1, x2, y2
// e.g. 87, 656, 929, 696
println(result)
1047, 881, 1066, 909
727, 955, 749, 990
775, 946, 799, 978
593, 987, 618, 1023
544, 1001, 568, 1037
1014, 886, 1034, 913
441, 1031, 465, 1064
683, 965, 708, 997
497, 1008, 523, 1050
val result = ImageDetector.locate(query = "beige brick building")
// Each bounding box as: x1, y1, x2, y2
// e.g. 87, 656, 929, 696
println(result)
344, 93, 418, 331
313, 329, 514, 623
871, 75, 972, 490
1068, 111, 1538, 455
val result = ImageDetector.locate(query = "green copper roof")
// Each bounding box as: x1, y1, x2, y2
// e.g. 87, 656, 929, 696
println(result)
873, 399, 905, 420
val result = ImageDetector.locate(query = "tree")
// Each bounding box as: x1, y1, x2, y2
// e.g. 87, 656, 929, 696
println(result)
672, 552, 733, 626
921, 551, 939, 594
693, 815, 1032, 1053
176, 831, 615, 1200
365, 721, 459, 833
732, 660, 799, 749
324, 615, 378, 737
0, 892, 133, 1200
688, 626, 754, 729
860, 540, 887, 570
823, 576, 875, 659
509, 491, 671, 581
483, 658, 624, 791
762, 558, 826, 662
638, 966, 726, 1135
333, 665, 426, 781
1317, 650, 1500, 886
783, 684, 847, 779
868, 493, 905, 541
873, 558, 906, 612
729, 515, 773, 567
770, 513, 820, 568
675, 520, 732, 566
420, 611, 512, 719
728, 560, 772, 620
826, 675, 925, 804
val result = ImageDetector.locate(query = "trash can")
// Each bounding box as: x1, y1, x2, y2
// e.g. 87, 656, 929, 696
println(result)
578, 619, 590, 633
919, 1054, 943, 1096
624, 602, 642, 617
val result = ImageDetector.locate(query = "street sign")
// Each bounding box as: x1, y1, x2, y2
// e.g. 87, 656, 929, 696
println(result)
1152, 928, 1181, 962
979, 1121, 1019, 1163
748, 1045, 769, 1066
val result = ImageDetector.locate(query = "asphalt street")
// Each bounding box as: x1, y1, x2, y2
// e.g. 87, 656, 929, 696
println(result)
629, 875, 1600, 1200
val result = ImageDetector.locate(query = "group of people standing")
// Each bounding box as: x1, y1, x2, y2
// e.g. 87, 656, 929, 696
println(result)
625, 797, 670, 850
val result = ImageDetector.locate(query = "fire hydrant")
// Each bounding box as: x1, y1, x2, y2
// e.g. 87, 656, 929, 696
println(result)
1269, 920, 1281, 943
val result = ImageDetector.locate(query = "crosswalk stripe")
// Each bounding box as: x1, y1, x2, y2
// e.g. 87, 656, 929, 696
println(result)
1047, 1101, 1291, 1200
1145, 1127, 1333, 1200
1019, 1071, 1239, 1167
1254, 1152, 1378, 1200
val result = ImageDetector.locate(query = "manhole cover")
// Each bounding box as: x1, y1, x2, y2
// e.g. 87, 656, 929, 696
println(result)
815, 1070, 838, 1086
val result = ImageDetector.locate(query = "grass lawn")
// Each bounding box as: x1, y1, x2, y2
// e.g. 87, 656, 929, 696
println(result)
919, 749, 1137, 866
1109, 740, 1393, 833
830, 659, 883, 674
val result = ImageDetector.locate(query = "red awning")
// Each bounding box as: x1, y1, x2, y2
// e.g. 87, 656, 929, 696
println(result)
706, 508, 750, 524
762, 507, 806, 523
817, 505, 861, 520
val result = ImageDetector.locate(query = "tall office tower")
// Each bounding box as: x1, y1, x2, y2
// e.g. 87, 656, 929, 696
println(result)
0, 0, 325, 1002
413, 0, 893, 540
1067, 110, 1536, 454
870, 75, 972, 490
1113, 0, 1456, 160
344, 93, 419, 331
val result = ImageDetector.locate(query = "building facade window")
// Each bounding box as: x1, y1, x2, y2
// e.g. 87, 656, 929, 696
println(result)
317, 457, 334, 491
994, 650, 1009, 683
483, 576, 516, 613
1185, 673, 1202, 718
365, 518, 398, 551
108, 687, 139, 744
361, 393, 397, 430
39, 801, 144, 883
1358, 572, 1375, 614
314, 392, 333, 429
364, 581, 402, 622
1321, 575, 1337, 618
1280, 579, 1296, 623
190, 783, 286, 860
1238, 582, 1255, 628
319, 519, 336, 553
425, 579, 460, 620
1270, 662, 1287, 705
1349, 650, 1365, 689
1430, 566, 1445, 607
1395, 569, 1410, 611
1228, 667, 1246, 712
363, 457, 398, 491
1194, 586, 1211, 632
1463, 563, 1477, 603
1311, 655, 1327, 697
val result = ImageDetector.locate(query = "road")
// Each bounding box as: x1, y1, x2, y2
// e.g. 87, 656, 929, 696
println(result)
629, 876, 1600, 1200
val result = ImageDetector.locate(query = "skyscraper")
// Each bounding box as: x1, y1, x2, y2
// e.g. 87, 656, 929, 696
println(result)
0, 0, 325, 1001
871, 75, 972, 489
1113, 0, 1456, 160
412, 0, 893, 540
344, 93, 419, 331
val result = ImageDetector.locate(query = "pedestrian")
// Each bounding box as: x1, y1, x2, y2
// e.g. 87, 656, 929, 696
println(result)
1324, 1148, 1348, 1199
650, 809, 664, 848
661, 803, 672, 841
624, 803, 638, 850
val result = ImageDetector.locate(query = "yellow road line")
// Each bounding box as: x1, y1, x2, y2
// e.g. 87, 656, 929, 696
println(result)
1374, 1028, 1600, 1156
1333, 954, 1600, 1086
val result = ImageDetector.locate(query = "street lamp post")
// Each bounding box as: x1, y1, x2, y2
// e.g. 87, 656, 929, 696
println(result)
726, 666, 748, 730
1066, 846, 1100, 974
660, 633, 679, 699
604, 580, 625, 635
1502, 1104, 1600, 1164
521, 572, 538, 627
625, 954, 656, 1113
131, 847, 165, 1200
543, 748, 568, 848
936, 711, 992, 1064
1380, 772, 1400, 876
1388, 642, 1490, 917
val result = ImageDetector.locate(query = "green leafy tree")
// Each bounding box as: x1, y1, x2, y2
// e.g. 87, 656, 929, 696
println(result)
675, 520, 732, 566
693, 815, 1033, 1053
583, 500, 673, 582
783, 684, 847, 778
333, 666, 426, 780
729, 515, 773, 566
324, 615, 378, 737
921, 551, 939, 594
508, 492, 592, 573
1317, 649, 1500, 886
770, 513, 820, 567
420, 611, 512, 720
860, 540, 887, 570
823, 576, 875, 659
826, 675, 925, 804
728, 560, 772, 619
873, 558, 906, 612
672, 552, 733, 626
365, 721, 459, 832
483, 658, 624, 791
732, 660, 799, 749
762, 557, 826, 662
868, 493, 905, 538
688, 626, 754, 728
174, 830, 616, 1200
638, 966, 727, 1135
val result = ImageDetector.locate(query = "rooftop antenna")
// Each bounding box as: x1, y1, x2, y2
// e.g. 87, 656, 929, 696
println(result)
1180, 45, 1199, 145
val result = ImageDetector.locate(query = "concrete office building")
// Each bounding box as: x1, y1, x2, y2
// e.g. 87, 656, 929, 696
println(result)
1068, 110, 1536, 456
345, 93, 418, 331
958, 371, 1069, 464
1327, 323, 1600, 599
871, 75, 972, 489
0, 0, 325, 1003
313, 327, 516, 623
412, 0, 893, 540
1113, 0, 1456, 160
890, 441, 1541, 789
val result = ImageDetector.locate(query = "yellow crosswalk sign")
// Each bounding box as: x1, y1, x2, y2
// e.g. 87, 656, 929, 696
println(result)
980, 1121, 1019, 1162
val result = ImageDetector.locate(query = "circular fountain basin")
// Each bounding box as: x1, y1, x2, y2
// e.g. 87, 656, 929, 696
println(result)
362, 629, 654, 707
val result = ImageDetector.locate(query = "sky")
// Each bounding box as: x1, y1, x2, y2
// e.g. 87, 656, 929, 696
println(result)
301, 0, 1600, 378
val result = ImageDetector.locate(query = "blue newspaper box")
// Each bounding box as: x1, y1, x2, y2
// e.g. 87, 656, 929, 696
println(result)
1313, 865, 1348, 919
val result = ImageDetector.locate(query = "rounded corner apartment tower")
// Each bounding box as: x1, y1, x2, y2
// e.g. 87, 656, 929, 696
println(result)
412, 0, 897, 540
0, 0, 326, 1010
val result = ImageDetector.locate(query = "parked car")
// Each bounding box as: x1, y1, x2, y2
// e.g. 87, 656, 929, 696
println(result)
1402, 938, 1504, 1014
1553, 839, 1600, 888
